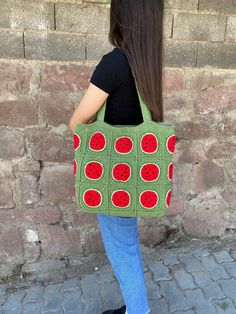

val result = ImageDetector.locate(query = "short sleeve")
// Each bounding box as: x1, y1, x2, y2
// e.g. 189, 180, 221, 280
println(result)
90, 49, 124, 94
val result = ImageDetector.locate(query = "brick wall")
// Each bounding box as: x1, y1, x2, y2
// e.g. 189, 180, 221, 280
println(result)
0, 0, 236, 276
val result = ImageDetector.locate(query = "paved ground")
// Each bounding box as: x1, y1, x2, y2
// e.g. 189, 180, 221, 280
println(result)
0, 236, 236, 314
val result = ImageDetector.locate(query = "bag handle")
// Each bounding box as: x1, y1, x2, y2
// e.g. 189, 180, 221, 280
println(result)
97, 79, 152, 122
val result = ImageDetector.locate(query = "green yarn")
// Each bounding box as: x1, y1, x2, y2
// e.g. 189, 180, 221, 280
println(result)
73, 82, 176, 217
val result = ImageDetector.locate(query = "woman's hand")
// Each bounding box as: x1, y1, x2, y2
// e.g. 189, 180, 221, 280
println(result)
69, 83, 109, 133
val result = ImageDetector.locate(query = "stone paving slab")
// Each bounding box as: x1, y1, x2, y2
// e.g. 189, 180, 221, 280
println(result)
0, 238, 236, 314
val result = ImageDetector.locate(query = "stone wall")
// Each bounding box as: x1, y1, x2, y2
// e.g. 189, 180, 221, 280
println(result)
0, 0, 235, 276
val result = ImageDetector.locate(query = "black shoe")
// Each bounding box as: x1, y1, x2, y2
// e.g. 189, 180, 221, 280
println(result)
102, 304, 126, 314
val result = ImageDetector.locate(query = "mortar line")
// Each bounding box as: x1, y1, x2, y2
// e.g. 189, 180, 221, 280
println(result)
54, 3, 56, 30
171, 14, 174, 38
22, 31, 25, 58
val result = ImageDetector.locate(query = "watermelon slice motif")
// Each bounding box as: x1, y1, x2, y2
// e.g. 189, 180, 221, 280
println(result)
140, 163, 160, 182
73, 133, 81, 151
114, 136, 133, 154
89, 132, 106, 151
165, 189, 172, 207
83, 189, 102, 207
111, 190, 131, 208
74, 159, 77, 176
140, 133, 158, 154
166, 135, 176, 154
84, 161, 103, 180
168, 162, 174, 181
139, 190, 159, 209
112, 163, 131, 182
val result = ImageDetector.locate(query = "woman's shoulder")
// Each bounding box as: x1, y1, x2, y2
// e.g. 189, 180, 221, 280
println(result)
102, 47, 128, 65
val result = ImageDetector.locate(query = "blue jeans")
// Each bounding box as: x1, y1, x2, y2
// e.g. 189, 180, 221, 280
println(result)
97, 213, 150, 314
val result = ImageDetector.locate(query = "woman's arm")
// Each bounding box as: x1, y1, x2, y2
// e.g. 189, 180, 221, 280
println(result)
69, 83, 109, 133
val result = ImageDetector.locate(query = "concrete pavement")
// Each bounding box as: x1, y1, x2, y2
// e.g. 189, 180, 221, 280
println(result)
0, 236, 236, 314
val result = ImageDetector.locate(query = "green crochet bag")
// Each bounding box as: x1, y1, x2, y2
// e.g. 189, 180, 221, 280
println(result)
73, 82, 176, 217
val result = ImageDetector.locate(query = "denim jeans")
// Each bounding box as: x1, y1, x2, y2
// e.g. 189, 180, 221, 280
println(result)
97, 213, 150, 314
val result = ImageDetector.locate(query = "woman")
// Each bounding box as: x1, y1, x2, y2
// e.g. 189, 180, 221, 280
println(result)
70, 1, 164, 313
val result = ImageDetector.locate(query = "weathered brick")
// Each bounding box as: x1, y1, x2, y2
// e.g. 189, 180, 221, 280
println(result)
164, 12, 173, 39
24, 242, 41, 263
0, 0, 54, 30
171, 164, 192, 197
24, 126, 51, 143
216, 116, 236, 136
0, 171, 14, 209
175, 120, 212, 140
225, 159, 236, 183
0, 30, 23, 58
21, 206, 62, 224
197, 43, 236, 69
0, 229, 24, 263
0, 209, 47, 226
0, 127, 25, 159
40, 64, 93, 91
55, 3, 110, 34
25, 229, 39, 243
82, 229, 105, 254
0, 100, 38, 127
86, 35, 112, 60
0, 62, 32, 93
206, 141, 236, 159
190, 160, 225, 194
38, 94, 75, 126
163, 69, 185, 93
166, 195, 185, 216
39, 164, 74, 204
175, 141, 207, 164
165, 0, 198, 10
72, 210, 98, 226
164, 95, 186, 111
195, 85, 236, 114
24, 31, 85, 61
139, 224, 169, 246
191, 71, 224, 92
12, 160, 40, 174
183, 207, 226, 237
226, 16, 236, 42
39, 225, 82, 257
222, 186, 236, 204
31, 133, 73, 162
164, 40, 198, 67
14, 173, 40, 205
173, 13, 227, 42
199, 0, 236, 14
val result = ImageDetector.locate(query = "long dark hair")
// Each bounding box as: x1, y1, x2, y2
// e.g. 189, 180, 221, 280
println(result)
109, 0, 164, 122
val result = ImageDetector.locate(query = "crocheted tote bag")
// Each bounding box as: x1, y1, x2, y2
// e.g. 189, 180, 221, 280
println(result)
73, 82, 176, 217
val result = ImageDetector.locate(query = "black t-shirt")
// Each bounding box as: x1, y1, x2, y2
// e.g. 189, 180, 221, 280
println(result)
90, 47, 143, 125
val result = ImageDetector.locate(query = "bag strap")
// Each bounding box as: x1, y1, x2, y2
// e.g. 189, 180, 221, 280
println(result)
97, 80, 152, 122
